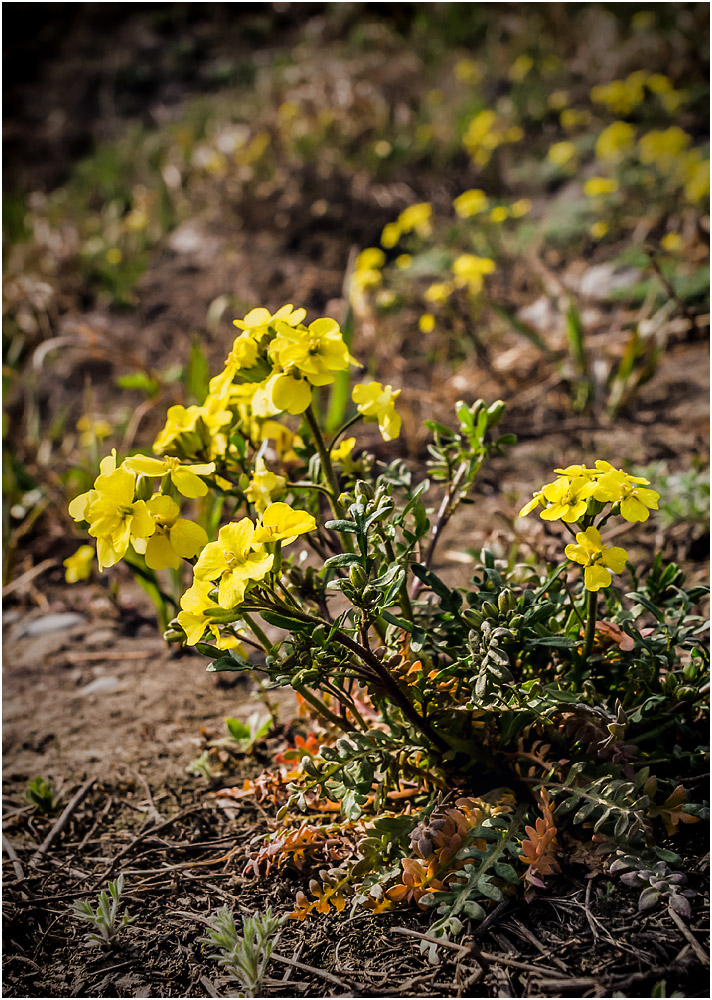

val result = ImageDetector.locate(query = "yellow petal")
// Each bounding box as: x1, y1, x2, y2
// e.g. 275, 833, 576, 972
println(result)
145, 533, 181, 571
218, 570, 246, 608
584, 564, 612, 591
194, 541, 229, 580
129, 500, 156, 539
270, 373, 312, 415
177, 609, 208, 645
170, 519, 208, 559
123, 455, 169, 476
171, 467, 208, 498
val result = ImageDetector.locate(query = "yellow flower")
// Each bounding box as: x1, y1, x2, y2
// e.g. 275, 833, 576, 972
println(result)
395, 254, 412, 270
270, 317, 356, 388
453, 189, 489, 219
560, 108, 591, 131
595, 121, 636, 162
592, 463, 660, 522
489, 206, 509, 224
590, 220, 609, 240
660, 232, 682, 252
63, 545, 94, 583
253, 502, 317, 546
135, 495, 207, 571
510, 198, 532, 218
194, 518, 274, 608
452, 254, 495, 294
68, 450, 119, 523
638, 127, 690, 169
397, 202, 432, 237
381, 221, 401, 249
548, 90, 569, 110
584, 177, 619, 198
85, 468, 156, 570
232, 304, 306, 334
547, 141, 577, 169
177, 577, 242, 648
245, 457, 287, 514
356, 248, 386, 271
258, 421, 303, 464
681, 152, 710, 204
509, 54, 533, 82
419, 313, 435, 334
518, 489, 546, 517
424, 281, 453, 305
123, 455, 216, 498
565, 527, 628, 591
76, 415, 112, 447
539, 475, 598, 522
330, 437, 356, 466
591, 73, 648, 115
682, 152, 710, 204
352, 381, 401, 441
454, 58, 482, 84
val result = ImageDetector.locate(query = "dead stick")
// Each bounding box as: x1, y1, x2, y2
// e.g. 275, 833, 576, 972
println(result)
3, 834, 26, 881
30, 778, 96, 867
199, 976, 221, 998
392, 926, 574, 979
667, 906, 709, 966
2, 559, 57, 597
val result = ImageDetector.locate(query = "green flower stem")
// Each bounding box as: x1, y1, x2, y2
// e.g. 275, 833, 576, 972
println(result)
326, 412, 363, 451
243, 598, 445, 752
304, 404, 344, 518
581, 588, 598, 664
293, 685, 355, 733
383, 538, 414, 621
241, 612, 273, 654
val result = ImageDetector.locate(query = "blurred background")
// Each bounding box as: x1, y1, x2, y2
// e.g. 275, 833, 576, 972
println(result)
3, 2, 710, 592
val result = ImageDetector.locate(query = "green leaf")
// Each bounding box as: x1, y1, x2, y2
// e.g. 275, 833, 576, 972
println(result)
325, 519, 359, 533
185, 337, 210, 404
225, 717, 250, 741
207, 655, 252, 673
324, 552, 363, 568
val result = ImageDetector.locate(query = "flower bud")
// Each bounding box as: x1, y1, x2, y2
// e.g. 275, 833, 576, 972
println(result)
498, 589, 514, 612
355, 480, 374, 500
349, 565, 368, 589
486, 400, 506, 428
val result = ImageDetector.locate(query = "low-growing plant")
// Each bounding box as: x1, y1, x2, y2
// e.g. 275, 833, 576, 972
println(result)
67, 302, 708, 938
25, 776, 62, 815
198, 906, 283, 998
70, 875, 136, 946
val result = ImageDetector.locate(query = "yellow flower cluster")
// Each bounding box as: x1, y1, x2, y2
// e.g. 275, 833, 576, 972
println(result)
68, 450, 212, 572
178, 502, 316, 643
519, 460, 660, 523
462, 110, 523, 168
590, 71, 686, 116
381, 203, 433, 249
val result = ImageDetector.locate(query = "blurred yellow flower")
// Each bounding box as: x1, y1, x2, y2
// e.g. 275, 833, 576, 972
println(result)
584, 177, 619, 198
63, 545, 94, 584
352, 382, 401, 441
453, 189, 488, 218
595, 121, 636, 162
419, 313, 436, 334
245, 457, 287, 515
509, 55, 533, 82
547, 141, 577, 169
